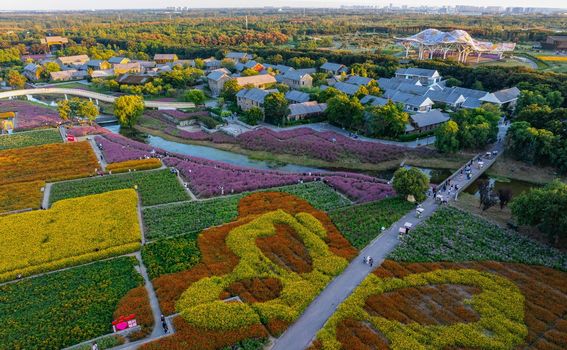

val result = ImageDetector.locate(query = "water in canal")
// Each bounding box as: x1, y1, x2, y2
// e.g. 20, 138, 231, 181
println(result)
146, 135, 328, 173
464, 174, 537, 197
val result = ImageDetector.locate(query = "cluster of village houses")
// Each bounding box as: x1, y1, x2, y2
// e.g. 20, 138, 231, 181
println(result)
20, 37, 520, 135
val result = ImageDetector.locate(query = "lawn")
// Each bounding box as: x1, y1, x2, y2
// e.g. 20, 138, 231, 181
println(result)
142, 191, 357, 350
0, 128, 61, 150
50, 168, 189, 206
389, 206, 566, 270
0, 189, 141, 282
328, 197, 414, 249
142, 182, 351, 240
0, 257, 142, 350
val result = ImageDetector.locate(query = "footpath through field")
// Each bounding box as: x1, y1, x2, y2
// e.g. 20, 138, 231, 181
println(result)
271, 121, 508, 350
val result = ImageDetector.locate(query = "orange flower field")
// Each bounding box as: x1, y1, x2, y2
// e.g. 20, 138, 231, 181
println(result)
0, 141, 99, 185
310, 260, 567, 350
106, 158, 162, 174
0, 180, 44, 213
141, 192, 357, 349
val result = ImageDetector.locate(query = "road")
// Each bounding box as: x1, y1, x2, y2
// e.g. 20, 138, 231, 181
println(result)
272, 121, 508, 350
0, 88, 196, 109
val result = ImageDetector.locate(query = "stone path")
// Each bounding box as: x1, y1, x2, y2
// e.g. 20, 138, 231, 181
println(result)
88, 137, 107, 171
272, 121, 509, 350
133, 252, 166, 338
41, 183, 52, 209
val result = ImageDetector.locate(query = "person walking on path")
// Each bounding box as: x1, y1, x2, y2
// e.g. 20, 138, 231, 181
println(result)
162, 320, 169, 333
91, 342, 98, 350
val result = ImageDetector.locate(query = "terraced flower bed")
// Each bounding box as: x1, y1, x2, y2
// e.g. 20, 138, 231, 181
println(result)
142, 192, 357, 350
142, 182, 350, 240
328, 197, 415, 249
0, 256, 142, 350
0, 189, 141, 282
0, 128, 62, 150
49, 168, 188, 206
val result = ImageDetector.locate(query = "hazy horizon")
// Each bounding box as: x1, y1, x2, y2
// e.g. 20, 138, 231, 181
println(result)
1, 0, 565, 11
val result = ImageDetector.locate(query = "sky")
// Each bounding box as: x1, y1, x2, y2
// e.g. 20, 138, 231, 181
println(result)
0, 0, 565, 11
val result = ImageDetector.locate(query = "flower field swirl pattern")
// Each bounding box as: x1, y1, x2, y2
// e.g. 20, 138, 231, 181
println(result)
142, 192, 357, 349
314, 267, 528, 350
0, 189, 141, 282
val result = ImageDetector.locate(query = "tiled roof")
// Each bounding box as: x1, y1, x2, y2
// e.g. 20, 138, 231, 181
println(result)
289, 101, 327, 116
285, 90, 310, 103
207, 70, 230, 81
395, 67, 439, 78
333, 82, 360, 96
410, 109, 450, 128
236, 88, 271, 103
234, 74, 277, 87
345, 75, 374, 86
320, 62, 346, 72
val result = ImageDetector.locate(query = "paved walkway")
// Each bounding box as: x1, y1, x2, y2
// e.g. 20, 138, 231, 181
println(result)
0, 88, 196, 109
88, 137, 108, 171
134, 252, 166, 338
272, 121, 509, 350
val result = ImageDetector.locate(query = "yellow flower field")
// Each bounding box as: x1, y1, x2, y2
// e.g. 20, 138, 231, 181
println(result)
538, 56, 567, 62
0, 189, 142, 282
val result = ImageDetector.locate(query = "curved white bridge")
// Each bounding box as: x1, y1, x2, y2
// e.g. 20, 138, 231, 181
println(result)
0, 88, 195, 109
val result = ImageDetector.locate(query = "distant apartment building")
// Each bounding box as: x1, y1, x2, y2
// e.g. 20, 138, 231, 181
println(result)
234, 74, 277, 89
154, 54, 179, 64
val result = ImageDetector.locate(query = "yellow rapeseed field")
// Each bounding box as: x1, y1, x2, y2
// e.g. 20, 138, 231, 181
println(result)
0, 189, 142, 282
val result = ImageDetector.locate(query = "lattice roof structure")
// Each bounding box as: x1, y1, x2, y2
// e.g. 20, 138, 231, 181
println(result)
397, 29, 516, 63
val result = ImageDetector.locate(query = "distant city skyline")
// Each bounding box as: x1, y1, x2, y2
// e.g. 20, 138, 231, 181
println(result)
1, 0, 566, 11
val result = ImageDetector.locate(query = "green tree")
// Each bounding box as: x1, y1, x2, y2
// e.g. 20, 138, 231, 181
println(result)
326, 94, 364, 130
194, 58, 205, 70
41, 62, 61, 80
184, 89, 206, 105
241, 107, 263, 126
57, 100, 72, 121
241, 68, 259, 77
435, 120, 460, 153
444, 78, 462, 87
220, 58, 235, 71
516, 104, 553, 129
221, 79, 242, 102
6, 70, 26, 89
114, 95, 144, 128
510, 180, 567, 244
392, 167, 430, 202
366, 100, 409, 138
77, 100, 99, 123
264, 92, 289, 126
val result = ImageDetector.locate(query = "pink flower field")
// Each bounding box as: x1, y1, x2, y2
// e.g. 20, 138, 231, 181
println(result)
95, 133, 395, 203
0, 100, 61, 131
